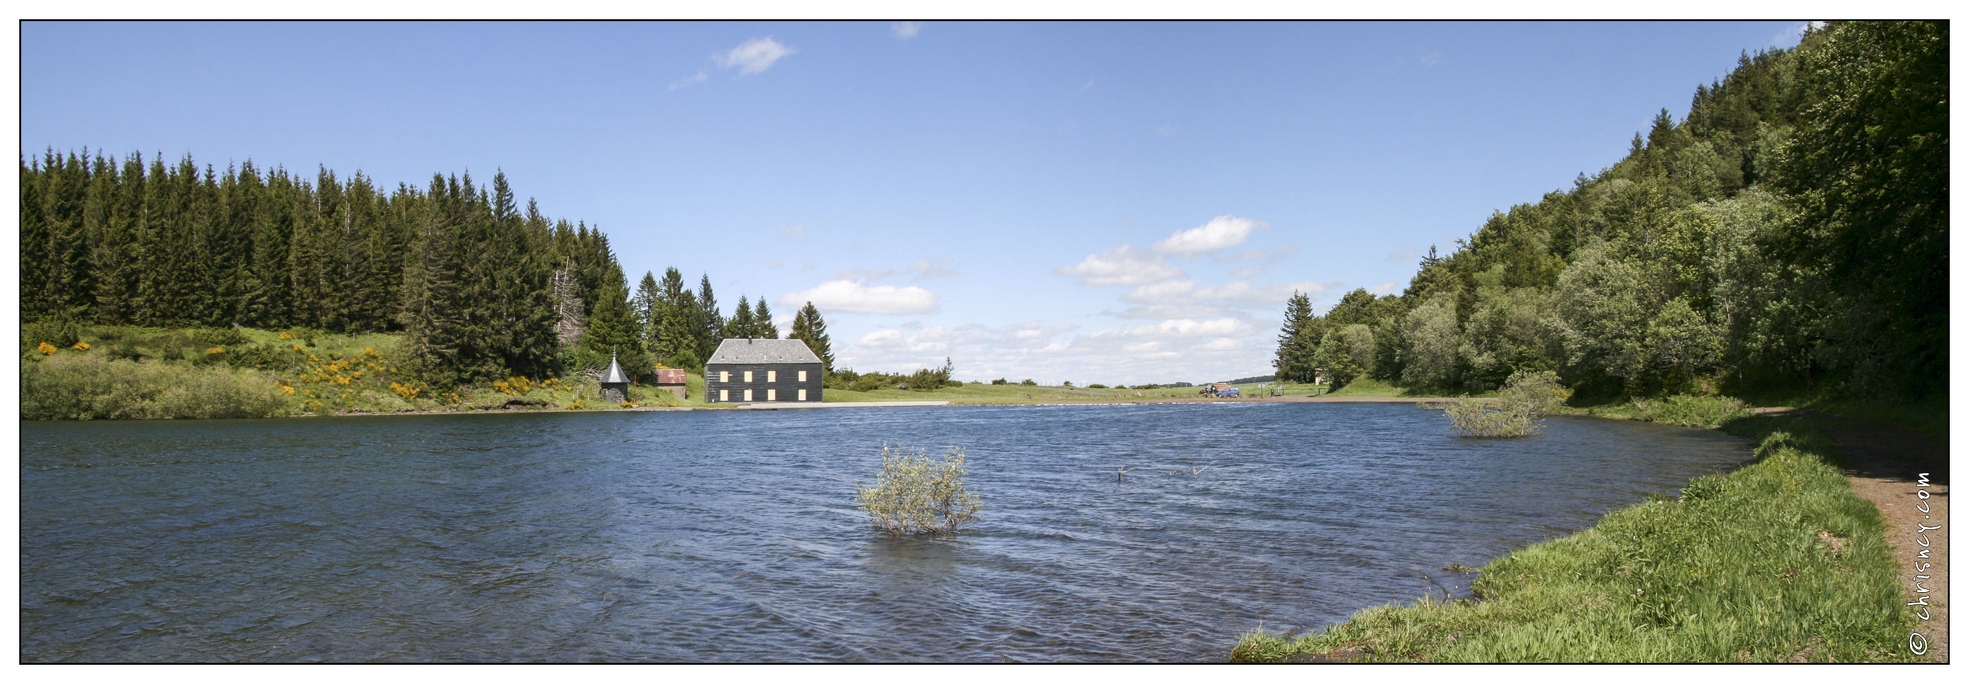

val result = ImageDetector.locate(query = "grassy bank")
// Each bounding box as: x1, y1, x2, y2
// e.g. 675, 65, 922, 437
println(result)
820, 380, 1324, 405
1230, 415, 1914, 663
20, 324, 709, 419
1554, 394, 1755, 429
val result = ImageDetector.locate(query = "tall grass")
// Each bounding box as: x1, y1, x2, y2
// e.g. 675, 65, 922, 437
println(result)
22, 353, 295, 420
1565, 395, 1753, 429
1231, 422, 1913, 662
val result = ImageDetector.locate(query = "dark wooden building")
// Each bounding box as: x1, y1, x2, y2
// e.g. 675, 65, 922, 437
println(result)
704, 338, 824, 403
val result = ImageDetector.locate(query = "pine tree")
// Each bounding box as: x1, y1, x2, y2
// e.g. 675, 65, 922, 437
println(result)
578, 262, 651, 380
483, 174, 560, 378
1273, 291, 1319, 383
753, 298, 777, 338
20, 154, 49, 321
632, 271, 661, 348
89, 152, 148, 325
789, 301, 834, 374
651, 267, 700, 369
725, 295, 757, 339
403, 174, 501, 388
696, 274, 724, 362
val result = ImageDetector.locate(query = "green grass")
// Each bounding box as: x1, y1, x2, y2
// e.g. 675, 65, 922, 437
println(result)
1558, 395, 1753, 429
21, 324, 712, 419
1230, 417, 1915, 663
1319, 378, 1424, 398
820, 380, 1325, 404
1798, 398, 1949, 447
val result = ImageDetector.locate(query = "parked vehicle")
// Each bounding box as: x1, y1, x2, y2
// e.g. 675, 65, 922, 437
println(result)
1217, 387, 1240, 398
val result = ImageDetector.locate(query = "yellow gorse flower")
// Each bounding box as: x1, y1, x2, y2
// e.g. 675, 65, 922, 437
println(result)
71, 341, 91, 351
37, 342, 57, 355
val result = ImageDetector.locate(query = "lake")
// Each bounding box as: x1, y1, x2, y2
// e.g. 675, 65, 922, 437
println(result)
19, 403, 1751, 662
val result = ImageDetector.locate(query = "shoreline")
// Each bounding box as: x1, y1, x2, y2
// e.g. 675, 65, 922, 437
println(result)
1232, 407, 1941, 663
28, 392, 1480, 421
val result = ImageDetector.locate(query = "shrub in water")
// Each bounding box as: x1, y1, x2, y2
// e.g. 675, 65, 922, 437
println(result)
1445, 370, 1567, 438
855, 445, 982, 537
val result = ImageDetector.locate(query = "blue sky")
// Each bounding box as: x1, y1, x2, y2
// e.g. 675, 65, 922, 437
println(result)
21, 21, 1811, 384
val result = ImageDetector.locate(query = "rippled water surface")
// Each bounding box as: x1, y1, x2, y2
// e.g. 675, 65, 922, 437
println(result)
21, 403, 1752, 662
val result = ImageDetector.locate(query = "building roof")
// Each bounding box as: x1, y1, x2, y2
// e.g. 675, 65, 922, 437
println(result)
601, 353, 630, 384
706, 338, 822, 365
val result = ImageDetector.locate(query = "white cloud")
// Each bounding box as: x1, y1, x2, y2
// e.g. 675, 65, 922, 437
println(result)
1081, 79, 1095, 92
1152, 215, 1264, 257
891, 22, 922, 40
834, 267, 894, 282
1124, 278, 1330, 308
1418, 49, 1442, 67
717, 37, 797, 76
1387, 248, 1419, 262
780, 224, 806, 240
1370, 281, 1399, 296
1056, 245, 1184, 287
1156, 124, 1177, 137
905, 258, 958, 281
833, 317, 1277, 386
781, 279, 937, 315
1100, 318, 1255, 339
668, 69, 708, 90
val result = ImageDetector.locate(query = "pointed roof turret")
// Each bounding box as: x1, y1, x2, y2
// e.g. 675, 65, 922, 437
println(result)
601, 352, 630, 384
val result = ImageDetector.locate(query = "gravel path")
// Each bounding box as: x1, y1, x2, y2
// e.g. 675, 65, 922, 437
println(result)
1794, 410, 1949, 663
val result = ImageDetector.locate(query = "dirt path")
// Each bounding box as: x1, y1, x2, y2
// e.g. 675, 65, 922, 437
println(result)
1788, 410, 1949, 662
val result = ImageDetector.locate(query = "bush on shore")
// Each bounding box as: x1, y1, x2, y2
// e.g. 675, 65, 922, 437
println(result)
1231, 420, 1914, 663
21, 353, 295, 420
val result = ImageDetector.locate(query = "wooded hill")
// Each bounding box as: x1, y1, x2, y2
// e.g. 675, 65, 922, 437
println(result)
18, 158, 835, 389
1274, 21, 1946, 402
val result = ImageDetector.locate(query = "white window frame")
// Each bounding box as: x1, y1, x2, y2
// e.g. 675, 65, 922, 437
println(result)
767, 388, 777, 401
797, 388, 807, 401
767, 370, 777, 382
743, 389, 753, 401
719, 389, 728, 402
743, 370, 753, 382
719, 371, 729, 382
798, 370, 807, 382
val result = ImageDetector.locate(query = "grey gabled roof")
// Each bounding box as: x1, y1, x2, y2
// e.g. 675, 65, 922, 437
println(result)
601, 353, 630, 384
706, 338, 822, 365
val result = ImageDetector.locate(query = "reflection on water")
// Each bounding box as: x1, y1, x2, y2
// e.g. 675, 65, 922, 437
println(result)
21, 403, 1750, 662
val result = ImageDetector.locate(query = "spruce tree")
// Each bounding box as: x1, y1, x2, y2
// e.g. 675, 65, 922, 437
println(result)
1273, 291, 1319, 383
725, 295, 757, 339
696, 274, 724, 361
789, 301, 834, 374
20, 155, 49, 321
578, 262, 651, 380
753, 298, 776, 338
632, 271, 661, 348
651, 268, 700, 369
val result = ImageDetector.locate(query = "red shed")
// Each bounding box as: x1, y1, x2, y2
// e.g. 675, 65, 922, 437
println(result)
655, 369, 688, 398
